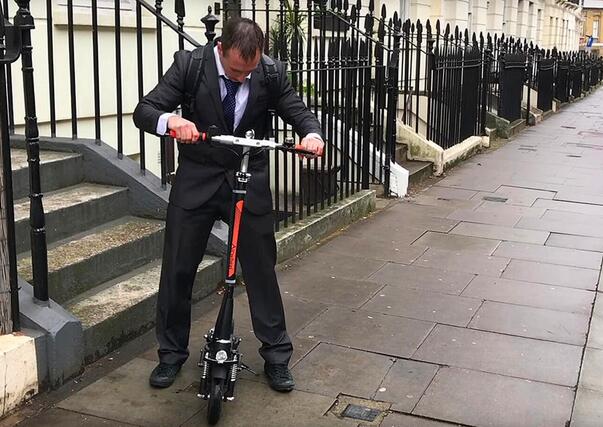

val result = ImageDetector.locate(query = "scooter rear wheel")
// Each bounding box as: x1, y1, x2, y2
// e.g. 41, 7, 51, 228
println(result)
207, 380, 224, 425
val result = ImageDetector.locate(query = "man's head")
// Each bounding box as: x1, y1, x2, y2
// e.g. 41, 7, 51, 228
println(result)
218, 17, 264, 83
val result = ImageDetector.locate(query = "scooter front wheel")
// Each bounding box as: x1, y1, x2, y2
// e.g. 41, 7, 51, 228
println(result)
207, 380, 224, 425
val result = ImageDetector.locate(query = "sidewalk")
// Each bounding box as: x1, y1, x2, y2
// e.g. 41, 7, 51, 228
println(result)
10, 87, 603, 427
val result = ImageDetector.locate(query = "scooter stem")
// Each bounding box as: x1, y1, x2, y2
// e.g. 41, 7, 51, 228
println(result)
213, 147, 251, 341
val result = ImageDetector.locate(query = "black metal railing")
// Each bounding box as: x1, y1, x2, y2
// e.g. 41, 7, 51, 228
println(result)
484, 33, 603, 123
1, 0, 404, 305
2, 0, 603, 310
1, 0, 44, 332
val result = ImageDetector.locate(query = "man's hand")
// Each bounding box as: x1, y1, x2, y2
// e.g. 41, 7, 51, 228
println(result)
168, 116, 200, 143
299, 135, 324, 159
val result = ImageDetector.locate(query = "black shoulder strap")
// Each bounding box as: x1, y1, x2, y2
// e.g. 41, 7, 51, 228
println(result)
183, 45, 207, 117
261, 54, 280, 109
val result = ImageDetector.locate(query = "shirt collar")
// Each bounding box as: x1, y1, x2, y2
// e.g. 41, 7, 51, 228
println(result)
213, 45, 252, 81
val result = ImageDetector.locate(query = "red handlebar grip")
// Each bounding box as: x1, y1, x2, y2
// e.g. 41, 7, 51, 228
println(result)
295, 144, 319, 156
168, 129, 207, 141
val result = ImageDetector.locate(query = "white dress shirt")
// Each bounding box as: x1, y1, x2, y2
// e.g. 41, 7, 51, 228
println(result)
156, 46, 322, 143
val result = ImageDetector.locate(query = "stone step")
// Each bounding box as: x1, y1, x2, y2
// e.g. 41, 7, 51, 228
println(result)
14, 183, 129, 254
394, 141, 408, 163
401, 159, 433, 187
394, 137, 433, 187
17, 216, 166, 304
65, 256, 224, 364
10, 148, 84, 200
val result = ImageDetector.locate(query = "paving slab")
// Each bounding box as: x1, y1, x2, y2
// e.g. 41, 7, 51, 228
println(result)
386, 201, 459, 218
469, 301, 590, 345
472, 186, 556, 206
494, 241, 603, 269
279, 271, 385, 308
344, 213, 453, 243
555, 190, 603, 206
368, 263, 475, 295
281, 294, 329, 335
435, 174, 503, 193
413, 248, 510, 276
534, 198, 603, 216
372, 208, 460, 233
284, 251, 386, 281
475, 201, 547, 218
180, 378, 352, 427
380, 412, 456, 427
546, 233, 603, 253
291, 343, 394, 398
502, 259, 599, 290
406, 194, 482, 211
587, 296, 603, 350
543, 209, 603, 228
450, 222, 549, 245
517, 216, 603, 238
315, 234, 427, 265
17, 408, 132, 427
413, 367, 573, 427
571, 387, 603, 427
57, 358, 203, 427
446, 209, 521, 227
297, 306, 434, 358
579, 347, 603, 393
422, 186, 479, 201
413, 325, 582, 386
411, 231, 501, 255
461, 275, 594, 314
374, 359, 439, 413
362, 285, 482, 327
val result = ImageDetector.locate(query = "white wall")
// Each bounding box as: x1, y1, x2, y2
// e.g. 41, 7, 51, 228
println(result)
9, 0, 219, 178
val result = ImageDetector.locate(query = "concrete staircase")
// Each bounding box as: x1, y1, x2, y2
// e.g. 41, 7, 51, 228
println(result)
12, 148, 223, 363
394, 138, 433, 186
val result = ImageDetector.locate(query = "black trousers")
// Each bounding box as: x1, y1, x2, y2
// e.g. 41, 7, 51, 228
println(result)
155, 179, 293, 366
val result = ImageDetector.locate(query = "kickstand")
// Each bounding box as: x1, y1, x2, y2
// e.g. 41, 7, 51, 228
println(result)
240, 363, 258, 375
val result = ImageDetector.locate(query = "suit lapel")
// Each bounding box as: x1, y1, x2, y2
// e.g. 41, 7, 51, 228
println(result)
203, 46, 227, 131
236, 65, 262, 135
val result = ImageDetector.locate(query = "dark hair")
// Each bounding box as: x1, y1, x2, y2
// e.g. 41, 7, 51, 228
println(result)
221, 17, 265, 61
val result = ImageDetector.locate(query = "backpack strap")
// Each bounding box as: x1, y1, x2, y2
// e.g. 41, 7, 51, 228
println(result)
260, 54, 281, 139
260, 54, 280, 110
182, 44, 207, 118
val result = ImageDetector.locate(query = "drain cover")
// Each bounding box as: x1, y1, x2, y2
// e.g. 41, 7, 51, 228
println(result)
483, 196, 508, 203
567, 154, 582, 158
342, 404, 381, 422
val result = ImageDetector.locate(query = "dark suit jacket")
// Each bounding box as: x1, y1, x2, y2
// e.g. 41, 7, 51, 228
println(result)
133, 42, 323, 215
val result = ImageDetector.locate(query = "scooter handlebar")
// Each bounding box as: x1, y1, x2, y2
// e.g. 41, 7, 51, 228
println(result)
168, 129, 320, 157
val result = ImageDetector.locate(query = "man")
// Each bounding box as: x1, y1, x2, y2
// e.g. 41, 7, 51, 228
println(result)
133, 17, 324, 392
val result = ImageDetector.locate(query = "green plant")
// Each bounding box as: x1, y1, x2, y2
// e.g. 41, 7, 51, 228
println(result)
269, 0, 307, 59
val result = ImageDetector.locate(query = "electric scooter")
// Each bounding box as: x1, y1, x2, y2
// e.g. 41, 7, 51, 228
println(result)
169, 126, 318, 425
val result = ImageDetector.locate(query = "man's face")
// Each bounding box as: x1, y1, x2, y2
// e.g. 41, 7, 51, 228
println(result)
218, 42, 261, 83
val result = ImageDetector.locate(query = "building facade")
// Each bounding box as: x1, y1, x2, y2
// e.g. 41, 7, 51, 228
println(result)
382, 0, 583, 50
581, 0, 603, 54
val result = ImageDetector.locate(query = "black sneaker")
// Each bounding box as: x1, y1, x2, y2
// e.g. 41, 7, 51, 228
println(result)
264, 363, 295, 392
149, 362, 181, 388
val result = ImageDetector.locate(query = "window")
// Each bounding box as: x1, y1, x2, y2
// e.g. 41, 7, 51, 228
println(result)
57, 0, 135, 10
594, 20, 600, 40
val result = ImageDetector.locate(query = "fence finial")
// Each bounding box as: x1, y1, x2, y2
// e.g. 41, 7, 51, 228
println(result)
201, 6, 219, 43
